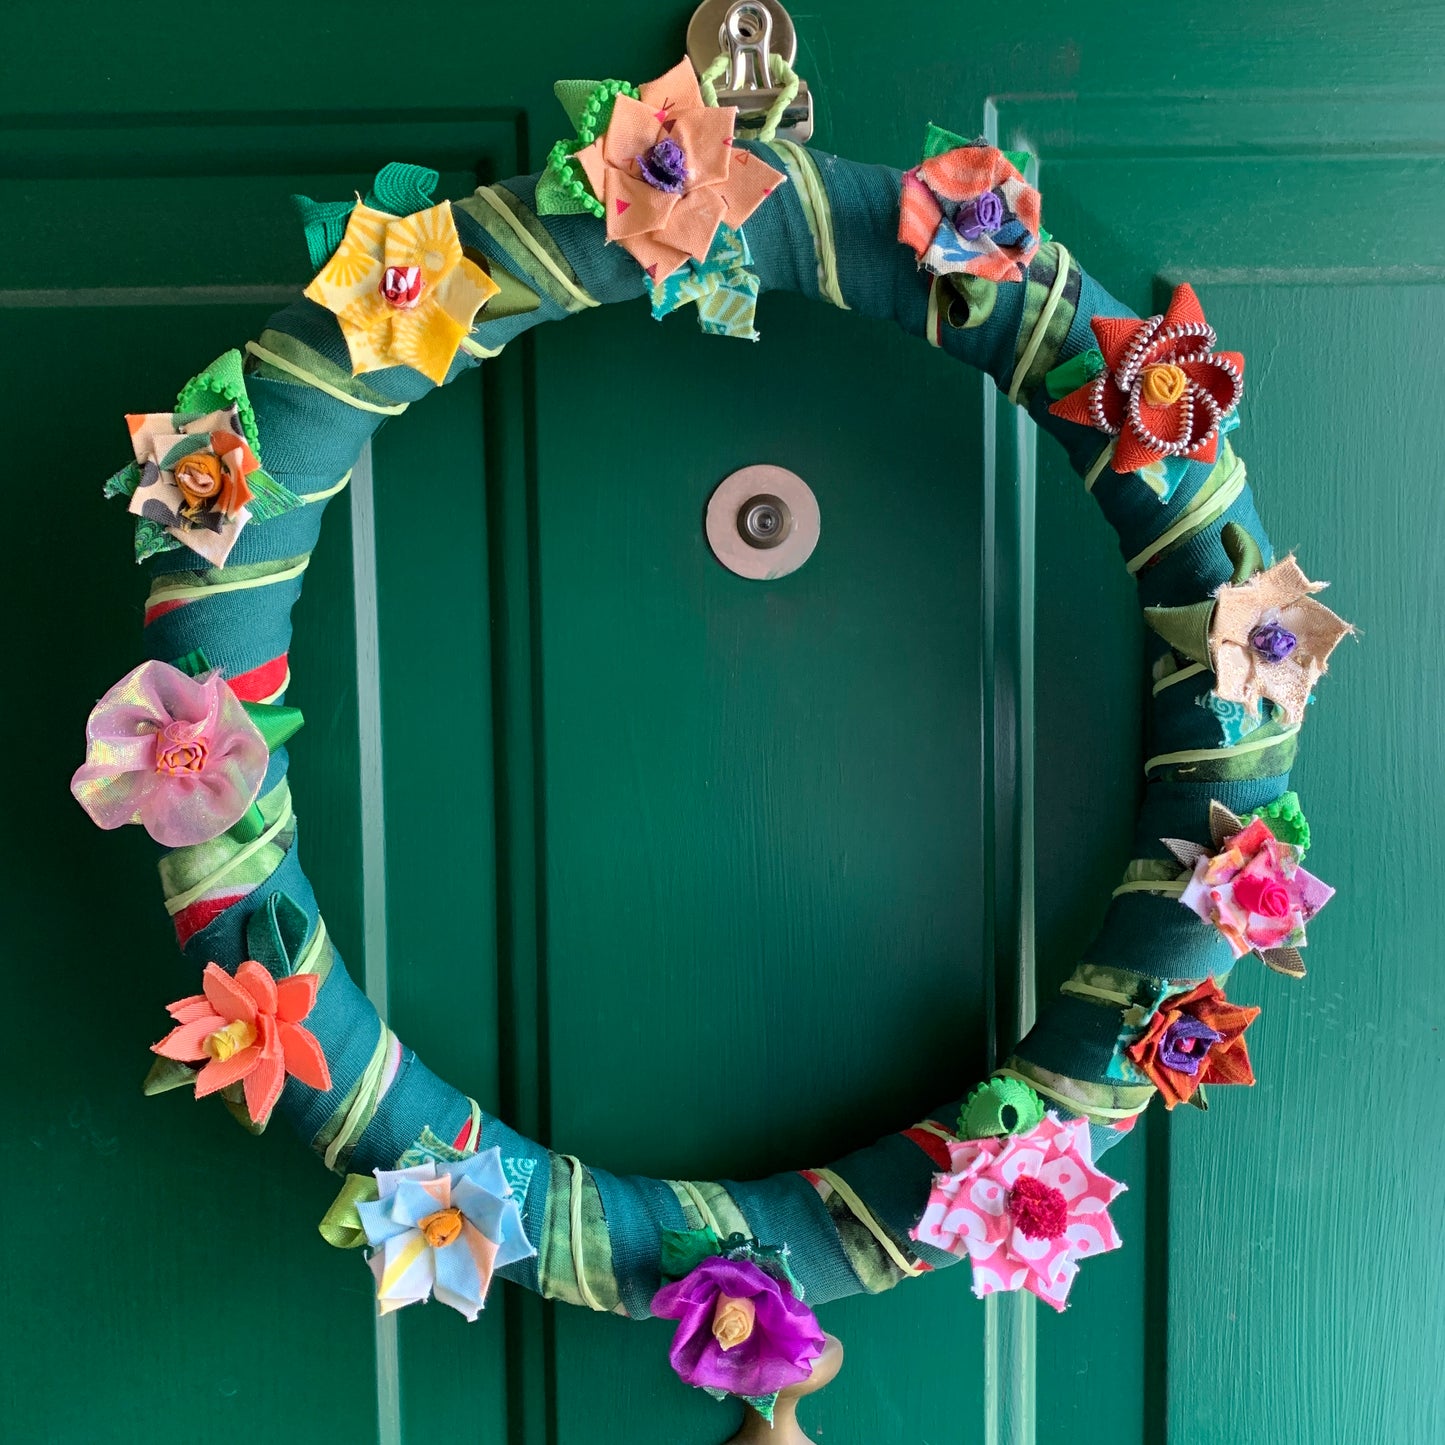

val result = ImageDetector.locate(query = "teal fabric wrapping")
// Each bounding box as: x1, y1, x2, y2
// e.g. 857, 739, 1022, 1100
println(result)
127, 144, 1297, 1315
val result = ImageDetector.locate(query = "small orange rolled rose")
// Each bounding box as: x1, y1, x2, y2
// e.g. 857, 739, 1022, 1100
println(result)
711, 1294, 757, 1351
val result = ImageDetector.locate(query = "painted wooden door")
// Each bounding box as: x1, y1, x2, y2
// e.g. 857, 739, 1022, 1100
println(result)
4, 4, 1442, 1443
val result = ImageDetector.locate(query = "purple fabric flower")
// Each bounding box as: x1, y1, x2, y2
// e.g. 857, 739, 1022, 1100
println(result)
651, 1256, 824, 1398
955, 189, 1006, 239
1249, 620, 1299, 663
1159, 1015, 1224, 1076
637, 139, 689, 194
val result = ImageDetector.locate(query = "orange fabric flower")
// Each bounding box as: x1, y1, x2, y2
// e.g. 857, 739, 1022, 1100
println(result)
1125, 979, 1259, 1110
1049, 283, 1244, 475
152, 961, 331, 1125
571, 58, 786, 282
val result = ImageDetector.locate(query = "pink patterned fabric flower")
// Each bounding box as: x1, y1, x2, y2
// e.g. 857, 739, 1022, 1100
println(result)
1181, 816, 1333, 960
910, 1113, 1124, 1310
71, 661, 268, 847
152, 961, 331, 1125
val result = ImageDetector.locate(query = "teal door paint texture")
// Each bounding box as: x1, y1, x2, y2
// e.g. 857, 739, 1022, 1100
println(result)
4, 3, 1443, 1443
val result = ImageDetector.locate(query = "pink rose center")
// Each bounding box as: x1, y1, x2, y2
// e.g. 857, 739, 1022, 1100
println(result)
155, 720, 209, 775
380, 265, 424, 308
1233, 871, 1293, 918
1008, 1175, 1069, 1241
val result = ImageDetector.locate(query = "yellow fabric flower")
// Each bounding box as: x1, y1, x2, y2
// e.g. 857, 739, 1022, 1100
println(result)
304, 202, 499, 385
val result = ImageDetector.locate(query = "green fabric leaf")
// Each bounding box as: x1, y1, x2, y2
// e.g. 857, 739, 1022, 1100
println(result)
554, 78, 606, 130
365, 161, 439, 215
922, 122, 973, 159
659, 1225, 722, 1283
243, 467, 302, 523
245, 890, 312, 976
168, 648, 212, 678
103, 460, 141, 500
175, 349, 259, 451
534, 165, 595, 217
241, 701, 305, 753
1045, 346, 1105, 400
1221, 520, 1265, 584
1144, 599, 1215, 666
319, 1173, 380, 1248
291, 193, 357, 271
142, 1057, 198, 1096
1003, 147, 1035, 175
959, 1077, 1045, 1139
134, 518, 180, 563
472, 255, 543, 320
1242, 790, 1311, 853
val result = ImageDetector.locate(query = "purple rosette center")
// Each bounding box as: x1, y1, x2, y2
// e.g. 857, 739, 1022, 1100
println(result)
637, 139, 689, 193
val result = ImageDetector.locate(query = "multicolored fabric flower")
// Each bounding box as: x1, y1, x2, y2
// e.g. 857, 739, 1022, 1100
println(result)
356, 1150, 535, 1321
1049, 283, 1244, 475
151, 961, 330, 1125
71, 661, 268, 847
898, 126, 1043, 283
1179, 816, 1333, 965
1124, 979, 1260, 1109
122, 407, 261, 565
304, 201, 500, 385
570, 58, 786, 283
1209, 555, 1354, 726
652, 1254, 825, 1400
911, 1112, 1124, 1310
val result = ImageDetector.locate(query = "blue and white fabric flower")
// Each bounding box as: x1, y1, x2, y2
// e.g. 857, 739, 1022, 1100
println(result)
357, 1147, 536, 1320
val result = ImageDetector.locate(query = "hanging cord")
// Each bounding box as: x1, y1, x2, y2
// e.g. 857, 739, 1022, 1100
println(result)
699, 51, 800, 144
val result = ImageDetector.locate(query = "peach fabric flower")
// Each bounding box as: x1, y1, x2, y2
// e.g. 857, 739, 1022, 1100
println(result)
304, 201, 500, 385
152, 961, 331, 1125
571, 58, 786, 282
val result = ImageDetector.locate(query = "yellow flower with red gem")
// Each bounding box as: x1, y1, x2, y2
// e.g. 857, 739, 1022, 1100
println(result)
1049, 283, 1244, 475
305, 201, 499, 385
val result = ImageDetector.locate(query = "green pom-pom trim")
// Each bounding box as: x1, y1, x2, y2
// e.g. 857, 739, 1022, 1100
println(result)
1242, 791, 1311, 854
541, 79, 639, 220
959, 1077, 1045, 1139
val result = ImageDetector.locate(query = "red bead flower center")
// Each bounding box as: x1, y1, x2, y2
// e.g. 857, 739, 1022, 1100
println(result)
1008, 1175, 1069, 1240
380, 265, 424, 308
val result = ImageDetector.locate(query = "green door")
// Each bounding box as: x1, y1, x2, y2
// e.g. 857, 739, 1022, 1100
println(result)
5, 4, 1442, 1443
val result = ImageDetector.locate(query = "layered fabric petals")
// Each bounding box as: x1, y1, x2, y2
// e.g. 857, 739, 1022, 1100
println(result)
151, 960, 331, 1125
71, 662, 268, 847
1124, 979, 1261, 1108
910, 1113, 1125, 1311
356, 1151, 535, 1321
652, 1255, 825, 1399
1049, 282, 1244, 477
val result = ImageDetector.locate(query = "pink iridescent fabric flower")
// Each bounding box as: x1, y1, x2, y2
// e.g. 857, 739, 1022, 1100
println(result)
910, 1113, 1124, 1310
152, 961, 331, 1125
1180, 816, 1333, 961
71, 661, 268, 847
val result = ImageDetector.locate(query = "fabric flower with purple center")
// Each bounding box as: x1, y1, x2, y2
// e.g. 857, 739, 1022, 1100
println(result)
898, 124, 1043, 283
910, 1112, 1124, 1311
1209, 556, 1354, 726
1124, 978, 1259, 1109
71, 660, 268, 847
652, 1252, 824, 1403
1179, 816, 1333, 967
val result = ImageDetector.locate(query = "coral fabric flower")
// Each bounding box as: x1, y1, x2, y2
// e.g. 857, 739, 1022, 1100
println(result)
71, 661, 268, 847
152, 961, 331, 1125
898, 134, 1042, 283
570, 58, 786, 283
304, 201, 500, 385
911, 1112, 1124, 1311
652, 1255, 825, 1399
1209, 556, 1354, 725
357, 1150, 536, 1321
1125, 979, 1260, 1109
1049, 283, 1244, 474
125, 407, 263, 566
1181, 817, 1333, 961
